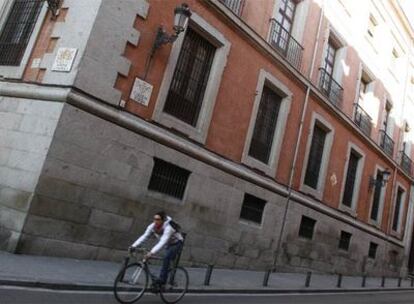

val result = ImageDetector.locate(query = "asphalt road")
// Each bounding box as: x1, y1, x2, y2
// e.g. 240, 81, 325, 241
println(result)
2, 286, 414, 304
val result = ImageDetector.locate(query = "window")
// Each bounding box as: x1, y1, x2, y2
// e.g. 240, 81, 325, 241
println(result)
0, 0, 43, 66
323, 39, 337, 78
274, 0, 297, 51
342, 149, 361, 208
389, 250, 398, 266
370, 170, 384, 221
248, 86, 282, 164
368, 242, 378, 259
304, 124, 328, 189
338, 231, 352, 251
219, 0, 244, 16
148, 158, 191, 200
298, 216, 316, 239
358, 77, 369, 102
163, 28, 216, 127
239, 193, 266, 224
367, 14, 377, 39
392, 187, 405, 232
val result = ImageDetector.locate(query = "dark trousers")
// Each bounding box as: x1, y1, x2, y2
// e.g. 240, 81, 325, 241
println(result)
159, 241, 183, 284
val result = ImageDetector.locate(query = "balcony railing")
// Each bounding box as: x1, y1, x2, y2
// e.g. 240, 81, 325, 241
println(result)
318, 68, 344, 108
219, 0, 245, 16
354, 103, 373, 137
268, 19, 304, 70
400, 152, 413, 177
379, 130, 394, 157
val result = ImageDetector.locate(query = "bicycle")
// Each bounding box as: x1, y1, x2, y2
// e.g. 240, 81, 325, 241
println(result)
113, 247, 189, 304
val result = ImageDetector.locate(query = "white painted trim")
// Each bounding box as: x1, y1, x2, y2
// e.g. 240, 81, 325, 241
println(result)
368, 164, 388, 227
339, 142, 365, 214
300, 112, 335, 200
241, 69, 292, 176
152, 12, 231, 144
290, 0, 310, 45
0, 1, 47, 79
390, 182, 407, 235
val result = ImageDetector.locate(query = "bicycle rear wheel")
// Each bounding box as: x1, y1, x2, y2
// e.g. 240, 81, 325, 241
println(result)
113, 263, 148, 304
159, 266, 189, 304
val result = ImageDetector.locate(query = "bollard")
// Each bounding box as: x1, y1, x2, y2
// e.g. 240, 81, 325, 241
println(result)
398, 277, 402, 287
263, 269, 271, 287
305, 271, 312, 288
337, 274, 343, 288
381, 276, 386, 287
204, 265, 214, 286
362, 275, 366, 287
411, 278, 414, 287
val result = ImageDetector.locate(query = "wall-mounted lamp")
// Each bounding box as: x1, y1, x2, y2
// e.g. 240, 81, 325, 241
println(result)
143, 3, 191, 80
369, 169, 391, 189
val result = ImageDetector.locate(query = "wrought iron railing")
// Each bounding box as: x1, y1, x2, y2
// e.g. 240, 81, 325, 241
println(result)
318, 68, 344, 108
219, 0, 245, 16
379, 130, 394, 157
400, 152, 413, 177
354, 104, 372, 137
268, 19, 303, 70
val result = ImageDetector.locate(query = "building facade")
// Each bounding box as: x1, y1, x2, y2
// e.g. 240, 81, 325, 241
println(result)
0, 0, 414, 277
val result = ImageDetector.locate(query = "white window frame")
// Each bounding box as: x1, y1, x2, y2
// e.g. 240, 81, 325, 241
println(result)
300, 112, 335, 200
390, 183, 407, 235
339, 142, 365, 215
0, 0, 47, 79
241, 69, 292, 176
152, 12, 231, 144
368, 164, 387, 227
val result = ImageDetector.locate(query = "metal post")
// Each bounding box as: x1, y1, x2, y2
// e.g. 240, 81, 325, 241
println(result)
305, 272, 312, 287
204, 265, 214, 286
337, 274, 342, 288
398, 277, 402, 287
362, 275, 366, 287
381, 276, 386, 287
263, 269, 271, 287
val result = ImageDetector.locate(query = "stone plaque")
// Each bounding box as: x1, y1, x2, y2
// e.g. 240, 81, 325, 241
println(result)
52, 48, 78, 72
130, 78, 153, 106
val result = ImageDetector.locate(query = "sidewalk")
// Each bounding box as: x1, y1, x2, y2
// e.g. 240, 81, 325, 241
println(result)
0, 251, 413, 293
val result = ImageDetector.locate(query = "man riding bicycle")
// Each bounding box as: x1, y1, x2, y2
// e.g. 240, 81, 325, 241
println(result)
130, 211, 183, 286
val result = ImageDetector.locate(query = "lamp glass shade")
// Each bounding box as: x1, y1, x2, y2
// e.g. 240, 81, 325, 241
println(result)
173, 4, 191, 33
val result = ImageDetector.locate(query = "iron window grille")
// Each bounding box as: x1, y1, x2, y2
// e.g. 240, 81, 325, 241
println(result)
219, 0, 245, 16
0, 0, 43, 66
354, 103, 372, 137
368, 242, 378, 259
400, 151, 413, 177
379, 129, 394, 158
239, 193, 266, 224
148, 158, 191, 200
342, 150, 360, 208
338, 231, 352, 251
391, 187, 404, 232
298, 216, 316, 239
248, 86, 282, 164
304, 124, 327, 189
370, 171, 383, 221
163, 27, 216, 127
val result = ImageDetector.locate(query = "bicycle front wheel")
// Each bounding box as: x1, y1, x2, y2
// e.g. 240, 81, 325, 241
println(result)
113, 263, 148, 304
159, 266, 189, 304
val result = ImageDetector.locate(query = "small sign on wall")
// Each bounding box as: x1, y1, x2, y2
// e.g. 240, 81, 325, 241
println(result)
130, 77, 153, 106
52, 48, 78, 72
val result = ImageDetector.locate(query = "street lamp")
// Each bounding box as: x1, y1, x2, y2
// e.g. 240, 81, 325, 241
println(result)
369, 169, 391, 189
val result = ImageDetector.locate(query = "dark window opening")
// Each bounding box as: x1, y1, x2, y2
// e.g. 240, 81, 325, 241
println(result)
239, 193, 266, 224
298, 216, 316, 239
338, 231, 352, 251
370, 171, 383, 221
368, 242, 378, 259
342, 149, 361, 207
392, 187, 404, 231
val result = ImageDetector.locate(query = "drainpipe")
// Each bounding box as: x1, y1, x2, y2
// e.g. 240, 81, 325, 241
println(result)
273, 0, 325, 269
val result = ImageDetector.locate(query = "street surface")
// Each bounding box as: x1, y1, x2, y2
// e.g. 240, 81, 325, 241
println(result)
1, 286, 414, 304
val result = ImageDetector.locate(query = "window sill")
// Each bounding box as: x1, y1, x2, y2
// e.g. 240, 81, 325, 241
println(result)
238, 219, 263, 229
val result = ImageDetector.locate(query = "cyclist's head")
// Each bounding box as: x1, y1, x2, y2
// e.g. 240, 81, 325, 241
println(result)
154, 211, 166, 227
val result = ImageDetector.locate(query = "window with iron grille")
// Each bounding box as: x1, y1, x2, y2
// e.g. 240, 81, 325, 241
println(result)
370, 171, 383, 221
239, 193, 266, 224
298, 216, 316, 239
248, 86, 282, 164
368, 242, 378, 259
0, 0, 43, 66
338, 231, 352, 251
304, 124, 327, 189
342, 149, 361, 208
148, 158, 191, 200
392, 187, 404, 231
274, 0, 297, 51
163, 27, 216, 127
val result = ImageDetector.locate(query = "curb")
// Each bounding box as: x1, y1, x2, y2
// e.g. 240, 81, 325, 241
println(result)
1, 279, 414, 294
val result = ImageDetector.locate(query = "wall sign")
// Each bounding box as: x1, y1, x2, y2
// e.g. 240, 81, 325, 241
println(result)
130, 77, 153, 106
52, 48, 78, 72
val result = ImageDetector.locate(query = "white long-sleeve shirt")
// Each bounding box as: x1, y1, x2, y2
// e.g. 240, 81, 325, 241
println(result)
132, 217, 183, 254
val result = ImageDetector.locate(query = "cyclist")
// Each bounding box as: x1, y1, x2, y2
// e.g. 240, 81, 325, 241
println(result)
130, 211, 183, 286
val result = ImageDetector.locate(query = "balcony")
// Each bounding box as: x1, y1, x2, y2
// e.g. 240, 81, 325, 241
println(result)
400, 152, 413, 177
354, 104, 373, 137
318, 68, 344, 108
219, 0, 245, 16
379, 130, 394, 158
268, 19, 304, 70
